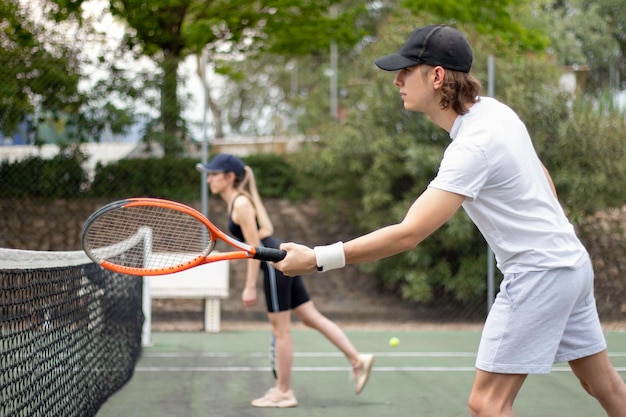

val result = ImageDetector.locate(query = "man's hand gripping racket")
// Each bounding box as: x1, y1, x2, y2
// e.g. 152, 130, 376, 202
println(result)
81, 197, 286, 276
271, 242, 320, 276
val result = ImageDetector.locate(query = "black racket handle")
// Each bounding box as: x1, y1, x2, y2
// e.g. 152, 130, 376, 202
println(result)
254, 247, 287, 262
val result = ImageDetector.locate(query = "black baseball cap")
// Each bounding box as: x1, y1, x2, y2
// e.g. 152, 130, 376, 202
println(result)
375, 25, 473, 73
196, 153, 245, 176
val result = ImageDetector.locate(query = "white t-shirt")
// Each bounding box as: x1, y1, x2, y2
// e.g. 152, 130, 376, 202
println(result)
429, 97, 587, 273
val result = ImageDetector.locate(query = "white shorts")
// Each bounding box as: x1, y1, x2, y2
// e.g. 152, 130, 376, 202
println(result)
476, 256, 606, 374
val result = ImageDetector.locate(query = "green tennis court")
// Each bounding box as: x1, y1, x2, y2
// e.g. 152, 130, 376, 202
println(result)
95, 328, 626, 417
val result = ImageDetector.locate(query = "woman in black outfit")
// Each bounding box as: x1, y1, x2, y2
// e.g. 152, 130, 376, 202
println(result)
197, 154, 374, 408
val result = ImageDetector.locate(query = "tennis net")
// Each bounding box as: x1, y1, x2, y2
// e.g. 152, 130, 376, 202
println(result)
0, 248, 144, 417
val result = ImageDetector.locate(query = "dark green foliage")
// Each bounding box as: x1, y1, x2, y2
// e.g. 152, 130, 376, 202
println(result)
0, 145, 88, 199
0, 1, 83, 137
1, 152, 304, 202
89, 157, 200, 200
90, 153, 305, 201
537, 100, 626, 222
401, 0, 549, 51
241, 154, 306, 200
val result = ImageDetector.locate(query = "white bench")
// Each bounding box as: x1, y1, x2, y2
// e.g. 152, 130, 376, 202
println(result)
142, 257, 229, 346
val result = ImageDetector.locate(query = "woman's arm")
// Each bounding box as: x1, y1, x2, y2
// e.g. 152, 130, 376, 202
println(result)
232, 196, 263, 307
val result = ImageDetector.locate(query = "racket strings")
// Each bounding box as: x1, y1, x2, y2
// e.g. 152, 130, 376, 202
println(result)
84, 205, 215, 270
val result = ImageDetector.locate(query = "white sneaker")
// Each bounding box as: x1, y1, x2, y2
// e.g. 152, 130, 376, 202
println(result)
251, 388, 298, 408
354, 354, 374, 394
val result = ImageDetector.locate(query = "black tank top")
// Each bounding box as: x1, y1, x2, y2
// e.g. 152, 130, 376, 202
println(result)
227, 195, 280, 250
227, 216, 245, 241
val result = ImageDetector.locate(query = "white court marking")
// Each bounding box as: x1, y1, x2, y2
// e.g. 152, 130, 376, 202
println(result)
143, 351, 478, 358
135, 351, 626, 373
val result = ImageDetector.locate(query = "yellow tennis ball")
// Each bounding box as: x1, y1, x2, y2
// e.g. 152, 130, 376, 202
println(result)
389, 337, 400, 347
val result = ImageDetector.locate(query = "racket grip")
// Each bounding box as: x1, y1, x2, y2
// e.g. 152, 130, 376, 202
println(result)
254, 247, 287, 262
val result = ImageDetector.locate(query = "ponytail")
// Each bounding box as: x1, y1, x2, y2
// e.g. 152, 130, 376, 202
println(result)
234, 166, 274, 236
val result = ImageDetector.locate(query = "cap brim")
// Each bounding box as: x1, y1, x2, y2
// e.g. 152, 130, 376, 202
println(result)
375, 54, 420, 71
195, 163, 221, 173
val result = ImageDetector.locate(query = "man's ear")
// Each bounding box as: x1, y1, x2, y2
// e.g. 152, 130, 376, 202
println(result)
432, 66, 446, 89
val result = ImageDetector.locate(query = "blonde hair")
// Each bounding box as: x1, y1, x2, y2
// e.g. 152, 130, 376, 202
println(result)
234, 165, 274, 235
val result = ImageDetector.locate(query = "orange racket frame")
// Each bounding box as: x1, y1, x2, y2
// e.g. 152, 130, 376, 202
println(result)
81, 197, 286, 276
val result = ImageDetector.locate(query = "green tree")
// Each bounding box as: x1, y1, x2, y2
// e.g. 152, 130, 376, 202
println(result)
0, 0, 83, 142
529, 0, 625, 93
215, 0, 549, 137
49, 0, 372, 155
401, 0, 549, 51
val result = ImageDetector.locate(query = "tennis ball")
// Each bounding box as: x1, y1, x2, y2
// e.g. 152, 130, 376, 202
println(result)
389, 337, 400, 347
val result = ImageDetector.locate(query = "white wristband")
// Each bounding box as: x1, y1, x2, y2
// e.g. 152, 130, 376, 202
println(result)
313, 242, 345, 272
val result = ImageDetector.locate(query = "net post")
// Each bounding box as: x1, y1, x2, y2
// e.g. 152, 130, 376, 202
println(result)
204, 298, 221, 333
142, 277, 152, 346
141, 227, 153, 347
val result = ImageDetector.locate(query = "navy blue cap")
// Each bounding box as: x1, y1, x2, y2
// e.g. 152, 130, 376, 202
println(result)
196, 153, 245, 176
375, 25, 473, 73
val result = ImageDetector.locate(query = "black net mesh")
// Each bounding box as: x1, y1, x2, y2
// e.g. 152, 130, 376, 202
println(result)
0, 254, 144, 417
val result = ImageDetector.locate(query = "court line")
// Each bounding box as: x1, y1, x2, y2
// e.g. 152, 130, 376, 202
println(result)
138, 351, 626, 373
135, 366, 474, 372
143, 351, 626, 358
135, 365, 626, 373
144, 351, 478, 358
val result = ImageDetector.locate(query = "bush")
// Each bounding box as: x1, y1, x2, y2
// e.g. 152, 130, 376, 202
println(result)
538, 98, 626, 222
241, 153, 307, 200
0, 144, 88, 199
87, 153, 306, 201
89, 157, 200, 200
0, 149, 303, 202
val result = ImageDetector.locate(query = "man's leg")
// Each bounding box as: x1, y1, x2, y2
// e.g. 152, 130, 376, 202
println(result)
569, 350, 626, 417
468, 370, 527, 417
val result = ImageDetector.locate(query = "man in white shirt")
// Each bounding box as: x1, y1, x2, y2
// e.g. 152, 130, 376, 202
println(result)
274, 24, 626, 416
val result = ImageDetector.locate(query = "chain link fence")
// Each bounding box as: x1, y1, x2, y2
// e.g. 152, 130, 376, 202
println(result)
1, 55, 624, 326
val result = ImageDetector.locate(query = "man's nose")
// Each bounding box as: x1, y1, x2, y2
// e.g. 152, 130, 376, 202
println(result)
393, 73, 403, 86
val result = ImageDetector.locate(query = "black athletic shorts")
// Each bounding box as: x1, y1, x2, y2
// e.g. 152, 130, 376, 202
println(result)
261, 236, 310, 313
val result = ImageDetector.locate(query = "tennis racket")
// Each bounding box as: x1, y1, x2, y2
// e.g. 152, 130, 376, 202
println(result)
81, 197, 286, 276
